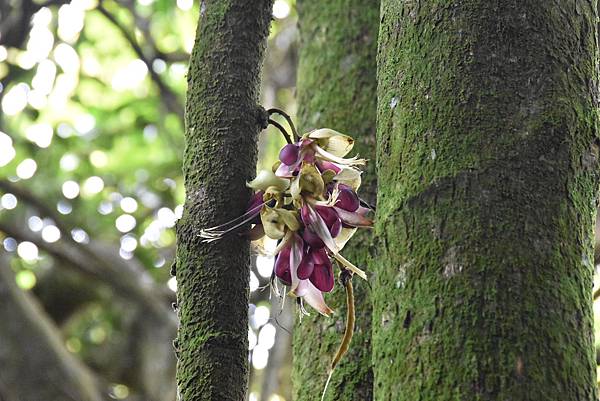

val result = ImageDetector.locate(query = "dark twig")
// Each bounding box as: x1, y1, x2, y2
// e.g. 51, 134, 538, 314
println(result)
268, 108, 299, 142
268, 118, 293, 144
96, 2, 184, 119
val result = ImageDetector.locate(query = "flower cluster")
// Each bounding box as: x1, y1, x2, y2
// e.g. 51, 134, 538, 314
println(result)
200, 128, 372, 316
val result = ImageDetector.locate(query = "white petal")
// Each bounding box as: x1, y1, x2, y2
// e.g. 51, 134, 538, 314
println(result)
307, 205, 340, 253
302, 281, 334, 316
315, 146, 366, 167
289, 234, 303, 291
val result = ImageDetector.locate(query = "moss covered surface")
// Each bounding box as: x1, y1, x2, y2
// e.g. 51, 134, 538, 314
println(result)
175, 1, 273, 400
292, 1, 379, 400
374, 1, 599, 400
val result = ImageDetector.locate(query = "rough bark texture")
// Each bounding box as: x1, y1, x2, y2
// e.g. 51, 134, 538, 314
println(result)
175, 1, 272, 401
373, 1, 599, 400
292, 1, 379, 400
0, 257, 105, 401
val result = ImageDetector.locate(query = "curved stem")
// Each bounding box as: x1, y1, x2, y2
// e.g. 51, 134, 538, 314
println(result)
268, 118, 293, 144
268, 108, 299, 142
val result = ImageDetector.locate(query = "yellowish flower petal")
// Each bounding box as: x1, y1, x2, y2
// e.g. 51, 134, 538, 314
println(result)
247, 170, 290, 192
308, 128, 355, 157
298, 163, 325, 197
334, 227, 358, 250
276, 208, 301, 231
260, 207, 286, 239
334, 167, 362, 190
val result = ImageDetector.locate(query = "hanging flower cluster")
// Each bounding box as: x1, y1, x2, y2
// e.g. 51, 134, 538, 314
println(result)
200, 115, 372, 316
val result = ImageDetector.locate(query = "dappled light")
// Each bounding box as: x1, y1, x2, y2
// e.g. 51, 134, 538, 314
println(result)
0, 0, 296, 400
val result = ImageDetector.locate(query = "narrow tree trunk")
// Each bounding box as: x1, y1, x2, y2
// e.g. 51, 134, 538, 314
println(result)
292, 1, 379, 400
374, 2, 598, 400
175, 2, 272, 400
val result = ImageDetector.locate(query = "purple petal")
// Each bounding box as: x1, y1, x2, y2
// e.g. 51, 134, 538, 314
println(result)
315, 206, 338, 228
302, 281, 333, 316
334, 206, 373, 228
303, 152, 316, 164
305, 206, 340, 253
317, 160, 341, 174
330, 218, 342, 237
301, 204, 313, 225
247, 191, 264, 211
309, 262, 334, 292
297, 250, 315, 280
275, 162, 295, 178
279, 144, 300, 166
245, 224, 265, 241
289, 234, 304, 291
274, 246, 291, 285
335, 187, 360, 212
356, 206, 371, 216
315, 205, 342, 236
311, 248, 329, 265
302, 228, 325, 249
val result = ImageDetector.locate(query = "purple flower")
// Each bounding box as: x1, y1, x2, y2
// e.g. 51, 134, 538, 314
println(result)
279, 143, 300, 165
199, 126, 373, 316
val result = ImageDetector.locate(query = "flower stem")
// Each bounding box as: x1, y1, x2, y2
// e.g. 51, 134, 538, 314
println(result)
321, 271, 355, 401
268, 118, 293, 144
268, 108, 299, 142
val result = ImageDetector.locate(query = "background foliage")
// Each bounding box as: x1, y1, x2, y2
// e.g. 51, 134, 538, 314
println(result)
0, 1, 295, 400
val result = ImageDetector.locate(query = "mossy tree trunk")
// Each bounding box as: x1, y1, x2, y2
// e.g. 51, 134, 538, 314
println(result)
292, 1, 379, 400
175, 1, 272, 400
374, 1, 599, 400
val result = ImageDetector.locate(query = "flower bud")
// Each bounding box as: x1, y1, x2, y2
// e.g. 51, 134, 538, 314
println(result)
279, 144, 300, 166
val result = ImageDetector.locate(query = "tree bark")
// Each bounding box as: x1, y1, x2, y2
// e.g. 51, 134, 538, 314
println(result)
374, 1, 598, 400
0, 257, 105, 401
175, 1, 273, 401
292, 1, 379, 400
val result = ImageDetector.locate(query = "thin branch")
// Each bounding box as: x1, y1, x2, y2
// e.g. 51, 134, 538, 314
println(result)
116, 0, 190, 63
0, 256, 107, 401
96, 2, 184, 119
268, 119, 293, 144
268, 108, 299, 142
0, 221, 175, 324
0, 180, 73, 238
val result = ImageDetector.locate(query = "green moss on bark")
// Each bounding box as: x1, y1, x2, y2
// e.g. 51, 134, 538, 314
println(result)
175, 2, 273, 400
374, 1, 599, 400
292, 1, 379, 400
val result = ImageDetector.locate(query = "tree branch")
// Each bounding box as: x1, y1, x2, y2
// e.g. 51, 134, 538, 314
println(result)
0, 255, 107, 401
0, 221, 174, 323
96, 1, 184, 119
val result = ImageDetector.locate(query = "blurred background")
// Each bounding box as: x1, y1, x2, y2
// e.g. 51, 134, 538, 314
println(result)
3, 1, 600, 401
0, 1, 295, 400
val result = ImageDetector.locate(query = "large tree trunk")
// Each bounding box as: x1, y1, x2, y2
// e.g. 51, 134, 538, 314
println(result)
175, 1, 272, 401
374, 2, 598, 400
292, 1, 379, 400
